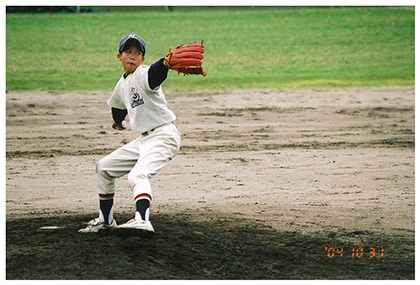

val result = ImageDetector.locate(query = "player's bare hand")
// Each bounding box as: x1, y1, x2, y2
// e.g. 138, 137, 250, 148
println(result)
112, 120, 127, 130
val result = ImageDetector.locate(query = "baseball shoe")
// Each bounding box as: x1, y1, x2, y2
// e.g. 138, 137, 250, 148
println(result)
78, 218, 117, 233
117, 219, 155, 238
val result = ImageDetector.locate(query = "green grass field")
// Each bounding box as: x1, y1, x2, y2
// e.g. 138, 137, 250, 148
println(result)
6, 6, 414, 91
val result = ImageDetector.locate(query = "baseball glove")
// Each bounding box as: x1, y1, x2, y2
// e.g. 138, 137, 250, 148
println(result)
165, 39, 207, 76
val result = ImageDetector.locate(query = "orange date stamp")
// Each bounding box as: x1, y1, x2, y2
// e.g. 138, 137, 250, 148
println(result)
325, 247, 385, 258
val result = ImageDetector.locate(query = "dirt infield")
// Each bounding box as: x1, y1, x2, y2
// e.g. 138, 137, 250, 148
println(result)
5, 87, 415, 279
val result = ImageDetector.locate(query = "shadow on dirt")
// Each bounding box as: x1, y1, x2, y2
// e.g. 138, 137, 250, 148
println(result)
6, 212, 414, 280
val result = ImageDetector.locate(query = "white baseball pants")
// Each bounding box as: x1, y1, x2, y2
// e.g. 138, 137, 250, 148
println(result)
96, 123, 181, 199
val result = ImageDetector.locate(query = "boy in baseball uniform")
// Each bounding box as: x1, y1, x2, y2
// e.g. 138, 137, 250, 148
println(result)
79, 33, 180, 236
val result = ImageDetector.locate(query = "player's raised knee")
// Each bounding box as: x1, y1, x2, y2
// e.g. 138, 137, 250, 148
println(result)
96, 157, 109, 173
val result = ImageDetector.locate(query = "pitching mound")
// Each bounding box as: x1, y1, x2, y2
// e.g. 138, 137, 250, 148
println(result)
6, 212, 414, 279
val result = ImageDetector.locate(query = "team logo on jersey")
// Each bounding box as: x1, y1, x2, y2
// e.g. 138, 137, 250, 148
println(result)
130, 87, 144, 108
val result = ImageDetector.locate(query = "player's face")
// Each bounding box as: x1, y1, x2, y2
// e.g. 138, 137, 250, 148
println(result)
117, 45, 145, 75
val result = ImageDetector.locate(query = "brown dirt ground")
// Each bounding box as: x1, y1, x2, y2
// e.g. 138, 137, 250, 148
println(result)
5, 87, 415, 279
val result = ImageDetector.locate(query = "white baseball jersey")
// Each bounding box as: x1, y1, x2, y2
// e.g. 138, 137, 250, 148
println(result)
107, 65, 176, 133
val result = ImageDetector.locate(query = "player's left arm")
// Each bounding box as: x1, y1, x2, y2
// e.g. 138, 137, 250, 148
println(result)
148, 58, 169, 90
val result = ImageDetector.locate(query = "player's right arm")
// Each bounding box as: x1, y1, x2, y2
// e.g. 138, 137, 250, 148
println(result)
111, 107, 127, 130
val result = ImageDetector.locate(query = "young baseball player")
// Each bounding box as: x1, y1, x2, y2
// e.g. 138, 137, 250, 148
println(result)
79, 33, 181, 235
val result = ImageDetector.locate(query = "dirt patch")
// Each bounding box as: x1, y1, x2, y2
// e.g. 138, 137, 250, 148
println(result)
6, 212, 414, 280
5, 87, 415, 279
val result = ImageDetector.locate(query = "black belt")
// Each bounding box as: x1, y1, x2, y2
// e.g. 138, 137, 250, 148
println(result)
141, 128, 156, 136
141, 122, 174, 136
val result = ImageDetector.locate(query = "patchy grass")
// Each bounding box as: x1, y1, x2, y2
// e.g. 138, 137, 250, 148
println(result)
6, 7, 414, 91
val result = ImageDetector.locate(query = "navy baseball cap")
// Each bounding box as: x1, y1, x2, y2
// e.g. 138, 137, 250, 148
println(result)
119, 33, 146, 55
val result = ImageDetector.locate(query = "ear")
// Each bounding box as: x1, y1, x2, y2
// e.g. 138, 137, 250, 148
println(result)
117, 53, 122, 61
